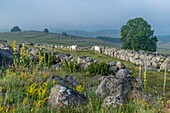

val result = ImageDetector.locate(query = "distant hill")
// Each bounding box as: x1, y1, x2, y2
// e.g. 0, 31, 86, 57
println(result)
157, 35, 170, 49
157, 35, 170, 43
53, 29, 120, 38
0, 31, 116, 47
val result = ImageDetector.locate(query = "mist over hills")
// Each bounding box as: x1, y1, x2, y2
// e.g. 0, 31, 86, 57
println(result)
53, 29, 120, 38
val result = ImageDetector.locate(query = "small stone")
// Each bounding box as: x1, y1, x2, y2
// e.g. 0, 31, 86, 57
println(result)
116, 62, 125, 69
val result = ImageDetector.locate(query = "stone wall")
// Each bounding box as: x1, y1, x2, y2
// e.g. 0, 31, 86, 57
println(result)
99, 47, 170, 71
46, 44, 170, 71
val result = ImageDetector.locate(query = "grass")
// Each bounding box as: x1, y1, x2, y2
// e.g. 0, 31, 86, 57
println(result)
54, 48, 170, 97
0, 67, 166, 113
157, 48, 170, 56
0, 31, 116, 47
0, 37, 169, 112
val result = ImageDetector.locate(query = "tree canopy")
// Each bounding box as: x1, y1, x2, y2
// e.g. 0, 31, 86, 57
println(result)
44, 28, 49, 34
120, 17, 158, 52
11, 26, 21, 32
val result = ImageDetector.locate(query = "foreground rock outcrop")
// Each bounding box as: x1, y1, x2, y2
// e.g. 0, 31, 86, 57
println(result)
48, 85, 87, 108
95, 62, 133, 108
0, 49, 13, 66
47, 75, 79, 88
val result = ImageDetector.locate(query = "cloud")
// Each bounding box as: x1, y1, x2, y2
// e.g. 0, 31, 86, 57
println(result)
0, 0, 170, 34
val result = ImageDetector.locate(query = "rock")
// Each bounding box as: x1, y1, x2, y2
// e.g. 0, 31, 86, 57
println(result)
53, 53, 73, 64
95, 75, 122, 96
77, 56, 93, 64
55, 53, 73, 61
51, 64, 62, 70
152, 56, 161, 62
77, 56, 94, 69
160, 57, 170, 71
47, 75, 78, 88
147, 66, 158, 71
0, 49, 13, 66
47, 75, 64, 84
134, 54, 140, 59
108, 62, 116, 66
116, 62, 125, 69
134, 78, 143, 89
95, 74, 132, 97
48, 85, 87, 108
95, 69, 133, 108
109, 66, 118, 74
84, 62, 93, 69
0, 43, 6, 49
63, 75, 79, 88
30, 49, 39, 56
115, 69, 130, 79
102, 96, 125, 108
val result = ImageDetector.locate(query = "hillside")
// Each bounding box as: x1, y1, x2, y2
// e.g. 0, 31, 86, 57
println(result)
157, 35, 170, 49
0, 31, 170, 55
54, 29, 120, 38
0, 31, 117, 47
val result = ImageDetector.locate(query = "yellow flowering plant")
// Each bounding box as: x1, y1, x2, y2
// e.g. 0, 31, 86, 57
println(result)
143, 71, 147, 91
12, 40, 18, 66
20, 43, 28, 67
27, 83, 38, 95
76, 85, 84, 93
37, 83, 47, 99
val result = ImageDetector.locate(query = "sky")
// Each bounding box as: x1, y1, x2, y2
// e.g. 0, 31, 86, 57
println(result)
0, 0, 170, 35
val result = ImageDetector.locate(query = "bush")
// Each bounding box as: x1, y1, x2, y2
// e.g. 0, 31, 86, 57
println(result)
11, 26, 21, 32
87, 62, 109, 77
62, 59, 81, 73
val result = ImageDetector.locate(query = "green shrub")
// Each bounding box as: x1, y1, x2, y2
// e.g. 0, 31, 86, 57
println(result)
62, 59, 81, 73
87, 62, 109, 77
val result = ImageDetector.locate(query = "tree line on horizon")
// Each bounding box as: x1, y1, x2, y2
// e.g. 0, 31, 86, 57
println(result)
10, 26, 49, 34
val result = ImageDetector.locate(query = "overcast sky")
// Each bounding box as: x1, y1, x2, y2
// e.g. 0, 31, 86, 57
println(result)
0, 0, 170, 35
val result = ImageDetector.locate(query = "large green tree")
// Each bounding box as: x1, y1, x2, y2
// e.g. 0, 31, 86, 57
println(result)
120, 17, 158, 52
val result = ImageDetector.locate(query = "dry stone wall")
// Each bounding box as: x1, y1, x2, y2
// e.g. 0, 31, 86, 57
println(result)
98, 47, 170, 71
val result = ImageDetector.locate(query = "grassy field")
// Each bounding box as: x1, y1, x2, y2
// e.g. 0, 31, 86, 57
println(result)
0, 31, 117, 47
0, 46, 169, 112
55, 48, 170, 96
157, 48, 170, 56
0, 32, 169, 112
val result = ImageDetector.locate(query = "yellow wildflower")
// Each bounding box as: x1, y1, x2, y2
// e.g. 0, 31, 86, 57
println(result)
38, 83, 47, 99
100, 108, 104, 113
76, 85, 84, 93
0, 106, 3, 112
22, 97, 28, 106
12, 40, 18, 66
143, 71, 147, 90
11, 107, 16, 113
21, 72, 27, 78
12, 40, 17, 52
6, 69, 10, 75
27, 83, 37, 95
10, 98, 13, 104
36, 98, 48, 107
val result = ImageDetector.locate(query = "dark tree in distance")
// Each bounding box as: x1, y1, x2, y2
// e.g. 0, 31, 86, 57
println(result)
120, 17, 158, 52
44, 28, 49, 34
11, 26, 21, 32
